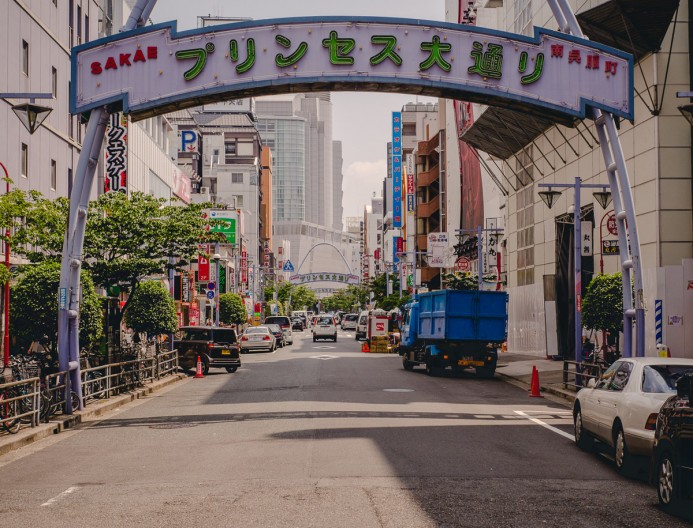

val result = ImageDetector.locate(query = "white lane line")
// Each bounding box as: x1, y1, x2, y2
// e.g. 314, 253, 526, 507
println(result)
42, 486, 79, 507
514, 410, 574, 441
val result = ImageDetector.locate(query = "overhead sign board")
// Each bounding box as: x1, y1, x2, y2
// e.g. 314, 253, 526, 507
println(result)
209, 209, 238, 244
428, 232, 449, 268
290, 273, 359, 285
71, 17, 633, 121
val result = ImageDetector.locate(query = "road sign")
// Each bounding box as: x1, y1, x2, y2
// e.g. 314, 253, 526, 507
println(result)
607, 213, 618, 236
455, 257, 471, 271
59, 287, 67, 309
207, 282, 215, 290
206, 290, 215, 299
282, 260, 295, 272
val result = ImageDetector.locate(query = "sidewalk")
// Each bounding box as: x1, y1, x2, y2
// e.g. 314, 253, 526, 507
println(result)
495, 351, 577, 404
0, 373, 187, 458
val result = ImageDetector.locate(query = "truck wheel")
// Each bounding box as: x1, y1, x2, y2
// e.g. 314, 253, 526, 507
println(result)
402, 356, 414, 371
425, 361, 440, 377
475, 366, 495, 379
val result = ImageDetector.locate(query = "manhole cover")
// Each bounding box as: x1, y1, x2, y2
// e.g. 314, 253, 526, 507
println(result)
383, 389, 415, 392
149, 423, 197, 429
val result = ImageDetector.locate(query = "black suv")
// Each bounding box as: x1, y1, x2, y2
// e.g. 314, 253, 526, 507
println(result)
652, 373, 693, 513
175, 326, 241, 375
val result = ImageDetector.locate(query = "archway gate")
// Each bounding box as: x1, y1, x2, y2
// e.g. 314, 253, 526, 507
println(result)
60, 0, 642, 411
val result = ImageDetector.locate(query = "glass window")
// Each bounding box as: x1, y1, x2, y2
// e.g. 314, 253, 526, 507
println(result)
642, 365, 693, 393
231, 173, 243, 184
21, 144, 28, 177
597, 361, 633, 391
22, 40, 29, 76
51, 67, 58, 97
180, 328, 212, 341
245, 327, 269, 334
317, 316, 333, 325
211, 329, 236, 344
50, 159, 57, 190
225, 142, 236, 155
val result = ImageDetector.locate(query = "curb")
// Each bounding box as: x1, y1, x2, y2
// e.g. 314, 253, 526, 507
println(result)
0, 373, 186, 458
496, 372, 576, 406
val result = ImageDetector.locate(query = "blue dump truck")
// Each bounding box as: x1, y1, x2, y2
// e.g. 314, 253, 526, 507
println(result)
399, 289, 508, 378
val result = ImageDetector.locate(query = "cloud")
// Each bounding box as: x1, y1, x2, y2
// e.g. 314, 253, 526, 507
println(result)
342, 159, 387, 219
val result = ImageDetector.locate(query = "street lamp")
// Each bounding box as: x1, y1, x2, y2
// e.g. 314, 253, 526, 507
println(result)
538, 177, 612, 385
0, 92, 53, 370
212, 251, 221, 327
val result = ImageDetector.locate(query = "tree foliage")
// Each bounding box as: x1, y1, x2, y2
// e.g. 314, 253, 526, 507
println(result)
11, 261, 103, 357
123, 281, 178, 340
219, 293, 248, 325
264, 282, 317, 312
582, 273, 624, 336
442, 272, 479, 291
16, 191, 223, 323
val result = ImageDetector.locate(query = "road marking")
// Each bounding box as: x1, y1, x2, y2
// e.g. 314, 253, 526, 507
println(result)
383, 388, 415, 392
313, 345, 336, 350
514, 410, 574, 441
42, 486, 79, 507
310, 355, 338, 360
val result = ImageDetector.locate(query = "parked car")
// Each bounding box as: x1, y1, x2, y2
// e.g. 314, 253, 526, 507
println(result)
652, 373, 693, 512
341, 313, 358, 331
355, 310, 369, 340
240, 326, 276, 353
266, 324, 286, 347
573, 357, 693, 472
264, 316, 293, 345
313, 314, 338, 342
291, 317, 305, 331
175, 326, 241, 375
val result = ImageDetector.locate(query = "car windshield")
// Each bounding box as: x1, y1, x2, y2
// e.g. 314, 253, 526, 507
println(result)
179, 328, 211, 341
317, 317, 333, 325
246, 327, 269, 334
265, 317, 289, 326
211, 329, 236, 344
642, 365, 693, 393
359, 316, 367, 325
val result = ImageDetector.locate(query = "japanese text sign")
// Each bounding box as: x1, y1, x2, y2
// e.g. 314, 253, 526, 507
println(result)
71, 17, 633, 121
392, 112, 403, 228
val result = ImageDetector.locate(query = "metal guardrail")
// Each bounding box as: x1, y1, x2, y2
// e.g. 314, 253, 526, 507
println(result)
562, 360, 604, 391
0, 350, 179, 434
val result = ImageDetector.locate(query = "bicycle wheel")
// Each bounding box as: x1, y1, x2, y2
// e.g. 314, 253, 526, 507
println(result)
0, 390, 21, 434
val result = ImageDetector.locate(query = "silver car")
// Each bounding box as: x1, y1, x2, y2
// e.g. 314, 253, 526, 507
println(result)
240, 326, 276, 353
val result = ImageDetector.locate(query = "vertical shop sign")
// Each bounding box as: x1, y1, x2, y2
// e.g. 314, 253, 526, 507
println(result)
392, 112, 402, 228
104, 112, 128, 194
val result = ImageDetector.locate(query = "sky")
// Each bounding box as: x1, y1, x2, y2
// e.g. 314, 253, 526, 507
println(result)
149, 0, 446, 221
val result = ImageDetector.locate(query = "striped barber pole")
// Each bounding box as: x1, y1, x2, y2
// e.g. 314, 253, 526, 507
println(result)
655, 300, 662, 344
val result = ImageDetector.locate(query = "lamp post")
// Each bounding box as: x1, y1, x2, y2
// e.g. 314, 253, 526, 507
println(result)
212, 247, 221, 327
538, 177, 612, 385
0, 92, 53, 370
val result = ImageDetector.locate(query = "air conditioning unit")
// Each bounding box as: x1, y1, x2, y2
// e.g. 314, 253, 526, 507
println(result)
199, 186, 209, 195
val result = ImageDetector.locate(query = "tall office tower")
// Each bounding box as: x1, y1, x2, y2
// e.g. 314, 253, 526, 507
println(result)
333, 140, 344, 233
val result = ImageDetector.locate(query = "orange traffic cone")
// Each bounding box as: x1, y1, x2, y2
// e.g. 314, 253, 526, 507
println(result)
529, 365, 542, 397
361, 341, 370, 353
194, 355, 205, 378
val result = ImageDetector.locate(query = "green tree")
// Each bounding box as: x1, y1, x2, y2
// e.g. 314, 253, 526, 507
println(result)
10, 261, 103, 359
17, 191, 223, 327
442, 271, 479, 291
123, 281, 177, 351
219, 292, 248, 326
582, 272, 624, 339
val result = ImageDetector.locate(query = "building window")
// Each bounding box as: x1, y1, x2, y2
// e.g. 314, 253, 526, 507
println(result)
21, 144, 28, 178
22, 40, 29, 76
51, 160, 57, 190
53, 0, 57, 5
85, 15, 89, 42
403, 123, 416, 136
67, 168, 73, 196
77, 5, 82, 44
235, 195, 244, 207
51, 67, 58, 97
224, 142, 237, 162
514, 0, 532, 37
516, 182, 535, 286
231, 173, 243, 184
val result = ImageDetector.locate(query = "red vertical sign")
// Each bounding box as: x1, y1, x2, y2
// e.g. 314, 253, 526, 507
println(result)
198, 255, 210, 281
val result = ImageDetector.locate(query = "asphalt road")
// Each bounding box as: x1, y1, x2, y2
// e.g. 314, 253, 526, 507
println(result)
0, 327, 689, 527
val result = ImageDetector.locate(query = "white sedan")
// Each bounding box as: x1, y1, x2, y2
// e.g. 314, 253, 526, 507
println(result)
573, 357, 693, 472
